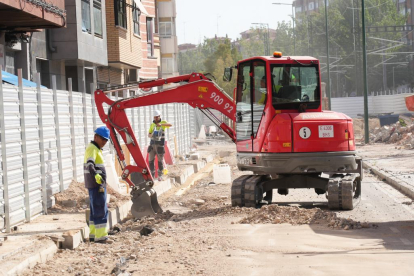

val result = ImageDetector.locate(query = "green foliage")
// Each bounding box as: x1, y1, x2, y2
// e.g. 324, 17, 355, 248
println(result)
292, 0, 410, 95
178, 38, 241, 97
239, 28, 266, 58
272, 21, 295, 56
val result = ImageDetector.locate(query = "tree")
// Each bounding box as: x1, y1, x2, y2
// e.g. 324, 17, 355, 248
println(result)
204, 39, 242, 97
177, 37, 242, 98
272, 21, 295, 56
293, 0, 408, 95
238, 28, 265, 59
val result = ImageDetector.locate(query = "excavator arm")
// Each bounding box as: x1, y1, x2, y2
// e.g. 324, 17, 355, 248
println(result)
94, 73, 236, 218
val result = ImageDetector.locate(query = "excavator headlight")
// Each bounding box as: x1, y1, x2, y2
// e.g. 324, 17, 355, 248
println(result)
273, 51, 282, 58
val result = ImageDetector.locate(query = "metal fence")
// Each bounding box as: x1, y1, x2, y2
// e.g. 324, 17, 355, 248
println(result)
332, 90, 414, 118
0, 69, 195, 232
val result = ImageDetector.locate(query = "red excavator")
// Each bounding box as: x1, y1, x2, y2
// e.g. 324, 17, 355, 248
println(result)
95, 52, 362, 218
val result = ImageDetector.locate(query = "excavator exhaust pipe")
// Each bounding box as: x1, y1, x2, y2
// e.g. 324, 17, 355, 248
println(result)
130, 186, 163, 219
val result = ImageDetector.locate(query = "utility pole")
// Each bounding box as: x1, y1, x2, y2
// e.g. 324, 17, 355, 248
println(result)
273, 3, 295, 55
362, 0, 370, 144
217, 15, 221, 37
324, 0, 331, 110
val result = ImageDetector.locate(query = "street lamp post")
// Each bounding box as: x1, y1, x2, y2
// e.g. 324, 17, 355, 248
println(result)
272, 2, 295, 55
361, 0, 369, 144
252, 23, 270, 56
324, 0, 332, 111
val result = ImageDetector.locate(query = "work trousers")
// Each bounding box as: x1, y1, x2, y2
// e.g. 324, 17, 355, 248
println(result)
88, 186, 108, 241
148, 143, 165, 177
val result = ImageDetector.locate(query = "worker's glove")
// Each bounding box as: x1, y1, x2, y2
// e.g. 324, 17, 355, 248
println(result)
95, 174, 103, 184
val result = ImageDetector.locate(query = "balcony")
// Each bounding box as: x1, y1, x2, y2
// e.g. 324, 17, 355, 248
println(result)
0, 0, 66, 31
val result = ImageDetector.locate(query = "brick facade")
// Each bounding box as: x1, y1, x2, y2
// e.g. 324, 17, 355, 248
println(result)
139, 0, 160, 80
106, 0, 143, 68
97, 0, 160, 86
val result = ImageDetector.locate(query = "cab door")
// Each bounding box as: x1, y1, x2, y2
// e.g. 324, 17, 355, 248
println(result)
236, 60, 267, 152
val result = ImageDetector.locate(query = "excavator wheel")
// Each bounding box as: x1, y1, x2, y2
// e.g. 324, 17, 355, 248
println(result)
327, 174, 361, 210
130, 187, 163, 219
231, 175, 270, 208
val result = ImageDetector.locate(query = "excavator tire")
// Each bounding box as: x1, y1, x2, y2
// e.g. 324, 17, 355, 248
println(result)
231, 175, 270, 208
328, 174, 361, 210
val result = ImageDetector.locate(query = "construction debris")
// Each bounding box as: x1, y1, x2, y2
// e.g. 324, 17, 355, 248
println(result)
236, 204, 373, 230
369, 118, 414, 148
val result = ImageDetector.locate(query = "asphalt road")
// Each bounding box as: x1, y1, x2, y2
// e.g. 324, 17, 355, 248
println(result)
224, 173, 414, 276
126, 172, 414, 276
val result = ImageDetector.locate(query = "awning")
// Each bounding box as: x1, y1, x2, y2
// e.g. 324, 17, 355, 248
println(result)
133, 0, 152, 17
2, 71, 46, 88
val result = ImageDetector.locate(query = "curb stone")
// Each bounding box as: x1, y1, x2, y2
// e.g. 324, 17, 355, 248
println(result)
363, 161, 414, 200
2, 240, 57, 276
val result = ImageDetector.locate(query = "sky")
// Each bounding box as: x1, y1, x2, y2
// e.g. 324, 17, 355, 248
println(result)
175, 0, 294, 45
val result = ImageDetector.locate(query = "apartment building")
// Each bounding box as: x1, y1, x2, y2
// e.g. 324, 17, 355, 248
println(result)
48, 0, 109, 92
293, 0, 323, 15
97, 0, 160, 88
0, 0, 66, 86
157, 0, 179, 79
140, 0, 161, 81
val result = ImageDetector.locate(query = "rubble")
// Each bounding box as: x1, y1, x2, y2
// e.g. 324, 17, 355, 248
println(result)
236, 204, 373, 230
366, 117, 414, 149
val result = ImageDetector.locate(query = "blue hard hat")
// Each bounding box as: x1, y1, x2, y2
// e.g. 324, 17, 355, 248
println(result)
95, 126, 110, 140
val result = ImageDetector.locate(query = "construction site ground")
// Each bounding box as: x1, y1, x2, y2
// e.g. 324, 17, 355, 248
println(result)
6, 139, 410, 276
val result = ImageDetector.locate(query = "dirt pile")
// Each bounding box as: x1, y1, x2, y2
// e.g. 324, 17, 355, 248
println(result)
353, 118, 381, 140
236, 204, 375, 230
114, 211, 175, 233
51, 181, 130, 213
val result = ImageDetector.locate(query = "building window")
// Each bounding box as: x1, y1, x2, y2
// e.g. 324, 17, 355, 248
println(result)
159, 21, 172, 37
93, 0, 102, 36
128, 69, 138, 82
162, 58, 173, 74
399, 3, 406, 15
81, 0, 91, 33
115, 0, 127, 28
309, 2, 314, 10
295, 6, 302, 13
133, 4, 140, 35
147, 17, 154, 57
5, 51, 15, 74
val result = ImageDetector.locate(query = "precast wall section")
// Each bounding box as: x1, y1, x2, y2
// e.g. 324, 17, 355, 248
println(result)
0, 74, 197, 232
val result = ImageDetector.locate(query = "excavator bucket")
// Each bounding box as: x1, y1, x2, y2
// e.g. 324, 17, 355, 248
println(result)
130, 187, 163, 219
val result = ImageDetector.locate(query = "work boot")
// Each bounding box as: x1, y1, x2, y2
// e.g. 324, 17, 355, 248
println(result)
157, 175, 164, 181
95, 237, 114, 244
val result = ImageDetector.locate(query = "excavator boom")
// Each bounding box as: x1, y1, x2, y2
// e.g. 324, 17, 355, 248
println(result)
94, 73, 236, 218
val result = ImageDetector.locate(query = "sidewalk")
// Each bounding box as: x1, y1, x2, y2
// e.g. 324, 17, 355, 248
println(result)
0, 147, 217, 275
357, 144, 414, 200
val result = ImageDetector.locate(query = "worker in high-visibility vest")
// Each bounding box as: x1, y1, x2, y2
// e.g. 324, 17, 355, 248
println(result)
148, 110, 172, 181
84, 126, 113, 244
